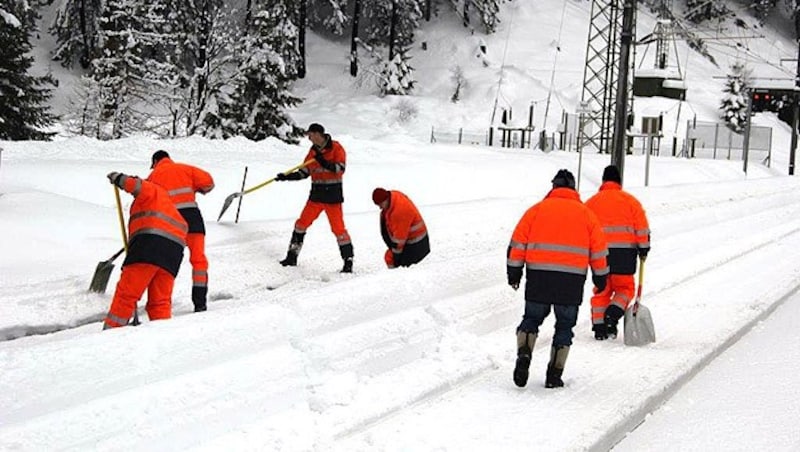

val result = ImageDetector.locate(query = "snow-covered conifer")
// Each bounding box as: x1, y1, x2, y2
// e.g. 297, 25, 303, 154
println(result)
720, 62, 751, 134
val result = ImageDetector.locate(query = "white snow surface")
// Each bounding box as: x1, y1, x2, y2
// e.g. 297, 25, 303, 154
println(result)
3, 0, 800, 450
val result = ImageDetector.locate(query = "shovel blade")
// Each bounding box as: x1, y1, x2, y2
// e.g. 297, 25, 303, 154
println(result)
624, 303, 656, 346
217, 192, 242, 222
89, 260, 115, 294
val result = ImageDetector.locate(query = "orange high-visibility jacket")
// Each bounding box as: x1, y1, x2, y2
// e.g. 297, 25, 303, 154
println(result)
289, 135, 346, 204
585, 181, 650, 275
148, 157, 214, 234
507, 188, 609, 305
380, 190, 430, 267
117, 175, 188, 277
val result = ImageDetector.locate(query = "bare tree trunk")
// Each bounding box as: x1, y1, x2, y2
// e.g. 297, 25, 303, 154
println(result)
298, 0, 306, 78
350, 0, 361, 76
389, 0, 397, 61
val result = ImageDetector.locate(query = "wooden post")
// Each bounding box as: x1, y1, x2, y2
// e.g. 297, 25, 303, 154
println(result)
235, 166, 249, 224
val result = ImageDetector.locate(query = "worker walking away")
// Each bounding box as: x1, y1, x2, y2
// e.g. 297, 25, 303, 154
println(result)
103, 172, 188, 329
585, 165, 650, 340
148, 150, 215, 312
371, 188, 430, 268
275, 123, 354, 273
507, 169, 608, 388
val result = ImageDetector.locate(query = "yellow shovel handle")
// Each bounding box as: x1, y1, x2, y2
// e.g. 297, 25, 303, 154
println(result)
242, 158, 316, 195
114, 185, 128, 252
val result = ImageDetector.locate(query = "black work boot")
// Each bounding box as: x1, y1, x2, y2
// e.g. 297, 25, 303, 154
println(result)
513, 331, 537, 387
280, 250, 298, 267
593, 323, 608, 340
341, 257, 353, 273
545, 345, 570, 388
604, 305, 625, 340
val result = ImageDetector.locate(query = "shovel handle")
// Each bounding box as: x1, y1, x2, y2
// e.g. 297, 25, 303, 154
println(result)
113, 186, 128, 252
241, 158, 315, 195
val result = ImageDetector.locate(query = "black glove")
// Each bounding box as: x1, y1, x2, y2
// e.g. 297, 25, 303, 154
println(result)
106, 171, 123, 186
392, 252, 403, 268
638, 247, 650, 261
592, 274, 607, 292
275, 172, 288, 181
508, 266, 523, 291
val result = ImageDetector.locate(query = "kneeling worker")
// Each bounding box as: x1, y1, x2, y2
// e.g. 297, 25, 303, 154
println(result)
372, 187, 430, 268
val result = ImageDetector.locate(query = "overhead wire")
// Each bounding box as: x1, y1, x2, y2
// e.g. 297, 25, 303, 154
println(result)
490, 6, 515, 125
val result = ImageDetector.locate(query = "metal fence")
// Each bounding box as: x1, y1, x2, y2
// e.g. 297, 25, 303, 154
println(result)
430, 126, 489, 146
684, 120, 772, 165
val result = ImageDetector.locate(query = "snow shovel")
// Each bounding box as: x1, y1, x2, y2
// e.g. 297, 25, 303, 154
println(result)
88, 186, 129, 294
88, 247, 125, 293
624, 260, 656, 346
217, 159, 315, 222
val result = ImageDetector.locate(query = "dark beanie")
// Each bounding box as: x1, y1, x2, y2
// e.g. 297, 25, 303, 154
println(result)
151, 150, 170, 168
551, 169, 576, 189
602, 165, 621, 183
307, 123, 325, 134
372, 188, 390, 205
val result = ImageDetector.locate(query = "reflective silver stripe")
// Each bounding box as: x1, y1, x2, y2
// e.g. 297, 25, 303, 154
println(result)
526, 263, 587, 275
131, 178, 142, 197
603, 225, 634, 234
593, 266, 610, 276
410, 221, 425, 232
392, 247, 402, 253
507, 259, 524, 267
590, 249, 609, 259
130, 228, 187, 247
527, 242, 590, 255
336, 233, 351, 245
591, 307, 605, 314
175, 201, 198, 209
607, 242, 637, 248
592, 319, 605, 325
299, 168, 310, 177
198, 183, 215, 194
294, 226, 307, 234
639, 241, 651, 247
168, 187, 193, 196
508, 240, 526, 251
130, 211, 189, 232
105, 312, 129, 326
311, 179, 343, 185
334, 163, 346, 172
192, 281, 208, 288
407, 232, 427, 245
636, 228, 650, 235
193, 270, 207, 278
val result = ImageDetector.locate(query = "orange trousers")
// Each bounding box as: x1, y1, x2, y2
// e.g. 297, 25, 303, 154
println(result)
103, 263, 175, 329
590, 274, 635, 325
187, 232, 208, 290
295, 201, 351, 246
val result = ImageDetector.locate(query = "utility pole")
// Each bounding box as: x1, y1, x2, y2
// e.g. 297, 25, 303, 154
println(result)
791, 12, 800, 175
611, 0, 636, 181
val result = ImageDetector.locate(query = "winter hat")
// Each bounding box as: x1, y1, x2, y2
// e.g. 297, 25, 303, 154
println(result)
307, 123, 325, 134
372, 188, 390, 205
551, 169, 576, 189
602, 165, 622, 183
151, 150, 170, 169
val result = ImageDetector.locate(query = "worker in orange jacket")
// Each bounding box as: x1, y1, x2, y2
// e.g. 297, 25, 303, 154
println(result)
148, 150, 215, 312
275, 123, 354, 273
371, 188, 430, 268
507, 169, 609, 389
585, 165, 650, 340
103, 172, 188, 329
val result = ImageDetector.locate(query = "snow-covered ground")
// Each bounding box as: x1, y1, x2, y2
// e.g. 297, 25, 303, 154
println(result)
3, 0, 800, 450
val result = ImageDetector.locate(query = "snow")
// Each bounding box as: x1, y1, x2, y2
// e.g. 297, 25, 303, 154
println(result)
2, 0, 800, 450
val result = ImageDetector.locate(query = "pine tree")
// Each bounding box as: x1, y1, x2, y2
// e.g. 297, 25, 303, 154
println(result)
720, 62, 750, 134
472, 0, 501, 33
750, 0, 778, 22
308, 0, 349, 35
381, 46, 415, 95
50, 0, 103, 69
364, 0, 422, 49
0, 1, 56, 140
217, 0, 303, 142
685, 0, 729, 23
